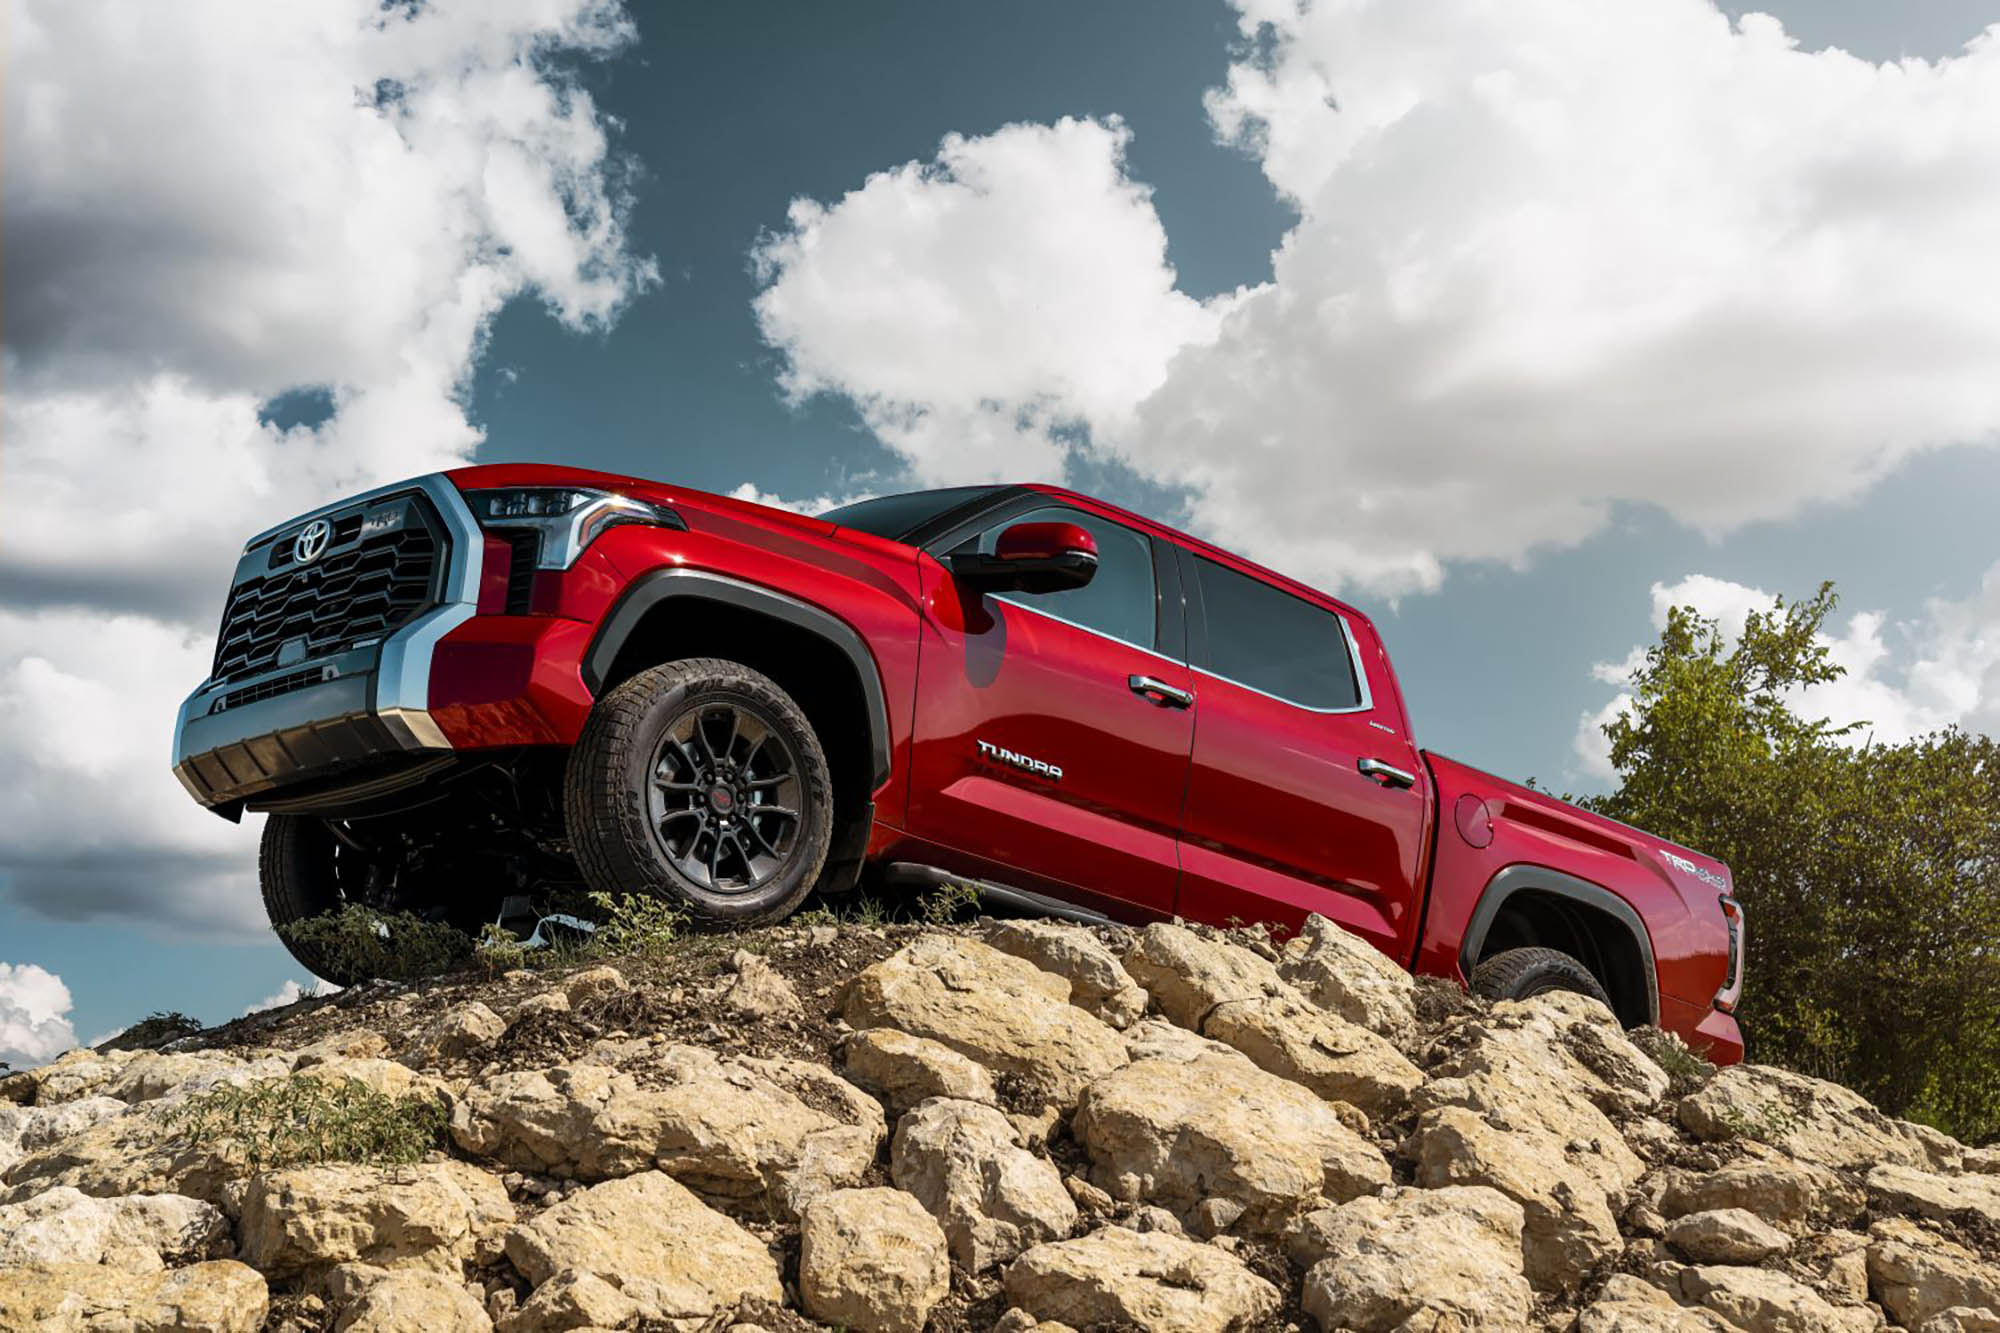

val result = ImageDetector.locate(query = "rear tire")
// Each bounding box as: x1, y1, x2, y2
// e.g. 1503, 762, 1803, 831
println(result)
564, 658, 834, 927
259, 814, 366, 985
1470, 945, 1613, 1009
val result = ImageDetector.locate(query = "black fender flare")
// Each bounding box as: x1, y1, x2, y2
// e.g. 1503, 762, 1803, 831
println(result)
1458, 864, 1660, 1025
582, 567, 893, 789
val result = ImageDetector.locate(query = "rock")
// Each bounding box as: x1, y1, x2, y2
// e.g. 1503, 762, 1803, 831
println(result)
1677, 1264, 1878, 1333
1664, 1208, 1792, 1264
839, 936, 1128, 1107
1679, 1064, 1936, 1170
1287, 1185, 1532, 1332
1964, 1147, 2000, 1176
0, 1259, 268, 1331
979, 920, 1147, 1028
1659, 1153, 1863, 1226
562, 966, 629, 1007
335, 1269, 491, 1332
1, 1100, 255, 1210
1074, 1050, 1389, 1236
515, 992, 571, 1019
1797, 1229, 1871, 1304
1003, 1226, 1281, 1333
0, 1097, 126, 1174
450, 1045, 882, 1211
1868, 1217, 2000, 1330
494, 1267, 638, 1333
289, 1031, 391, 1067
239, 1161, 512, 1278
1406, 993, 1658, 1289
1121, 923, 1286, 1030
720, 951, 803, 1020
502, 1172, 783, 1327
1199, 991, 1422, 1119
0, 1186, 226, 1268
799, 1187, 950, 1333
1120, 1018, 1252, 1065
839, 1029, 997, 1114
1575, 1275, 1737, 1332
891, 1098, 1076, 1272
1869, 1161, 2000, 1228
1920, 1311, 2000, 1333
418, 1003, 507, 1063
1278, 913, 1418, 1037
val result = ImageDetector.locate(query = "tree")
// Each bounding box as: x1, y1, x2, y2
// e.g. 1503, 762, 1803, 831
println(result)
1590, 584, 2000, 1143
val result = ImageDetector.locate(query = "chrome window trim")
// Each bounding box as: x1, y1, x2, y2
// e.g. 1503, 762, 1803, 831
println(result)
987, 593, 1188, 669
959, 499, 1174, 663
1189, 610, 1376, 716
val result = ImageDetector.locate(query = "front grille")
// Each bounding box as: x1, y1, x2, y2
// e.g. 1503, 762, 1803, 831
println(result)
212, 493, 446, 685
211, 665, 338, 714
504, 531, 539, 615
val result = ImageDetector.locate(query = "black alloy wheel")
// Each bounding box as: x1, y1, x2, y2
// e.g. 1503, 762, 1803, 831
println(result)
646, 699, 804, 895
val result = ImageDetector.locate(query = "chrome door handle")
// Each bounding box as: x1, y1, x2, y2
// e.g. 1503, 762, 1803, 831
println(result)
1358, 757, 1416, 789
1129, 675, 1194, 709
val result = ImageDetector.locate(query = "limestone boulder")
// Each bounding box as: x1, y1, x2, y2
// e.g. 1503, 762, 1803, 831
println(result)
839, 1029, 997, 1115
1, 1101, 255, 1209
335, 1268, 491, 1332
1658, 1152, 1863, 1227
0, 1259, 268, 1332
450, 1044, 882, 1211
1574, 1275, 1738, 1332
799, 1187, 950, 1333
1664, 1208, 1792, 1264
1003, 1226, 1280, 1333
890, 1098, 1076, 1272
1868, 1217, 2000, 1330
1288, 1185, 1532, 1332
1426, 990, 1669, 1120
1278, 913, 1418, 1037
1869, 1161, 2000, 1228
502, 1172, 783, 1327
495, 1267, 638, 1333
1074, 1050, 1389, 1236
839, 936, 1127, 1107
416, 1002, 507, 1064
718, 950, 803, 1020
0, 1186, 226, 1269
1677, 1263, 1879, 1333
240, 1160, 513, 1279
1200, 991, 1422, 1120
1121, 923, 1286, 1030
1919, 1311, 2000, 1333
1679, 1064, 1936, 1170
561, 965, 630, 1007
0, 1098, 125, 1175
979, 920, 1147, 1028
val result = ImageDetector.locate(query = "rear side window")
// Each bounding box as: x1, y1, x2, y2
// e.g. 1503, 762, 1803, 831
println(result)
1192, 556, 1362, 710
952, 505, 1158, 650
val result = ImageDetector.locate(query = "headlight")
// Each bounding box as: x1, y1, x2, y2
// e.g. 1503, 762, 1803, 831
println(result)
463, 486, 686, 570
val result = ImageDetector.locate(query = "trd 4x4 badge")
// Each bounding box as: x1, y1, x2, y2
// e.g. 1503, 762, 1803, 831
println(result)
975, 739, 1063, 782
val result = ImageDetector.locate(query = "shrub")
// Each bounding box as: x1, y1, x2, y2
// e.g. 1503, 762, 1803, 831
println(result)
919, 879, 981, 926
585, 891, 688, 959
169, 1074, 445, 1170
278, 906, 473, 982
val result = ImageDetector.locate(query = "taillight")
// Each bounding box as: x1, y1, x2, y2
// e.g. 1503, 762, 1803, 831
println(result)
1714, 894, 1744, 1013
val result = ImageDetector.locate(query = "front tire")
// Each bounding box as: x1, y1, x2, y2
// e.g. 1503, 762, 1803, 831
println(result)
260, 814, 366, 985
564, 658, 834, 927
1470, 945, 1613, 1010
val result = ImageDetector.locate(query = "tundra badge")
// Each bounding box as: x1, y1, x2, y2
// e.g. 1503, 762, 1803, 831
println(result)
976, 739, 1062, 782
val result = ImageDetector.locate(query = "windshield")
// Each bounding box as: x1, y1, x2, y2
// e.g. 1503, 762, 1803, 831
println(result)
818, 486, 1004, 541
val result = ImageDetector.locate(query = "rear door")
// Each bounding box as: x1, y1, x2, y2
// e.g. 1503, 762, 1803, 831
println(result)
1173, 549, 1430, 956
904, 501, 1193, 916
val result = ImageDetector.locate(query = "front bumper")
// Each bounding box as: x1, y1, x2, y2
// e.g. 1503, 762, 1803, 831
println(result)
172, 473, 484, 814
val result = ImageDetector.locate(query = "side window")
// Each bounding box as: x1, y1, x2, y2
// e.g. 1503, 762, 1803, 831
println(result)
952, 505, 1158, 649
1192, 556, 1362, 709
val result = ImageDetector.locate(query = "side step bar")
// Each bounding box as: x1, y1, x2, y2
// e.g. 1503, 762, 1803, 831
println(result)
882, 862, 1114, 926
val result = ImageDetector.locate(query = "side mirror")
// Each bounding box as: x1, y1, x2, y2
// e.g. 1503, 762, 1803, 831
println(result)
949, 521, 1099, 595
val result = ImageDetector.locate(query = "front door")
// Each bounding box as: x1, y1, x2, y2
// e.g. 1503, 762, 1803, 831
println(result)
905, 502, 1193, 916
1172, 549, 1430, 957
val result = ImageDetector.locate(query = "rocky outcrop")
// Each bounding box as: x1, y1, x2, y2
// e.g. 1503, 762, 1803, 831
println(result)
798, 1187, 950, 1333
1679, 1063, 1939, 1171
1003, 1226, 1281, 1332
1868, 1218, 2000, 1330
840, 936, 1129, 1106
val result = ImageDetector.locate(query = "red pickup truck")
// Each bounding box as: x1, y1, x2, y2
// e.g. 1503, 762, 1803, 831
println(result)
173, 465, 1745, 1061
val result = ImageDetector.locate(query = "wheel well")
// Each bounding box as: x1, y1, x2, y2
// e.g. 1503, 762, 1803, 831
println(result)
1473, 888, 1653, 1028
598, 598, 877, 859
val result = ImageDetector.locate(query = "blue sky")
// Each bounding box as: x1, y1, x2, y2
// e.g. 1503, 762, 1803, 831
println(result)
4, 0, 1999, 1057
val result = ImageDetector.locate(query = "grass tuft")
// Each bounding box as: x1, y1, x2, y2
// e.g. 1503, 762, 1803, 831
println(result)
169, 1074, 445, 1170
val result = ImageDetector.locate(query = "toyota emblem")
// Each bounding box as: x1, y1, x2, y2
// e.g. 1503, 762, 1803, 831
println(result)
293, 519, 332, 565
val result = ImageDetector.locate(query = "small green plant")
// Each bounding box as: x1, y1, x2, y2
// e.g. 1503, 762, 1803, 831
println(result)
1632, 1026, 1717, 1098
919, 879, 981, 926
279, 906, 472, 982
170, 1074, 445, 1169
586, 891, 688, 959
475, 922, 532, 975
1717, 1100, 1804, 1146
845, 894, 890, 927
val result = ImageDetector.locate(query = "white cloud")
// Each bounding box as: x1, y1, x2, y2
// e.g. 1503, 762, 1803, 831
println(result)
726, 483, 876, 518
751, 0, 2000, 599
0, 963, 79, 1071
1573, 568, 2000, 779
1, 0, 653, 931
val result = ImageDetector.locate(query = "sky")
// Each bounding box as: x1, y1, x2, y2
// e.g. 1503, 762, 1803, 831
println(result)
4, 0, 2000, 1062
